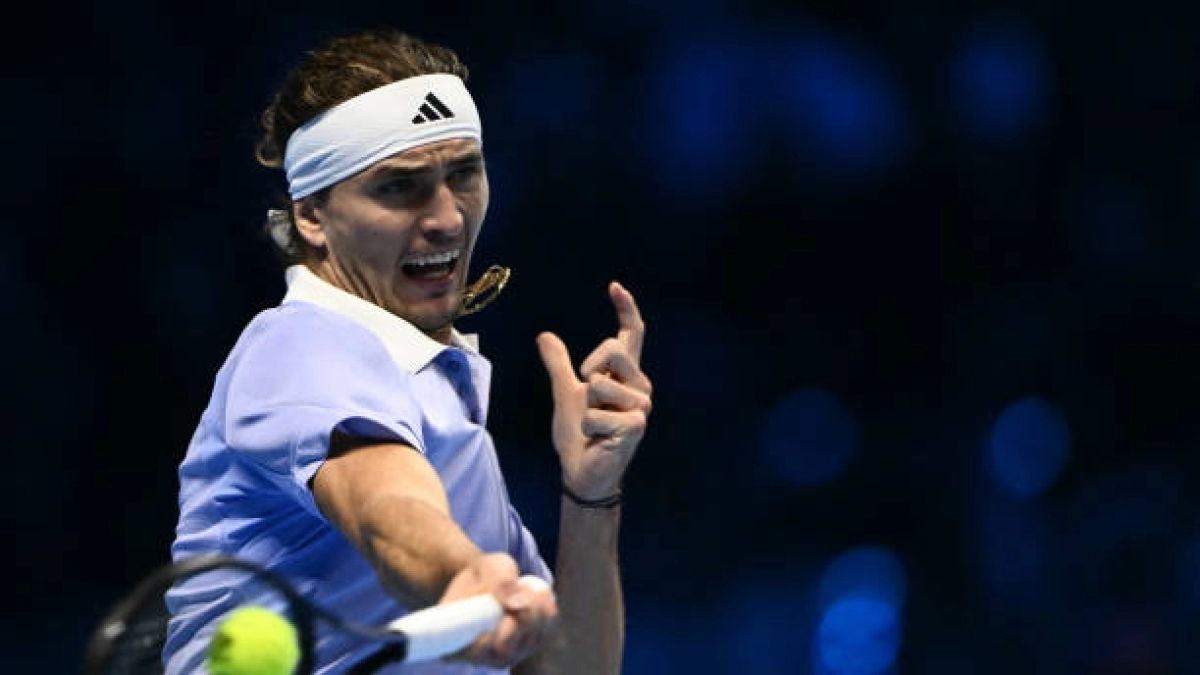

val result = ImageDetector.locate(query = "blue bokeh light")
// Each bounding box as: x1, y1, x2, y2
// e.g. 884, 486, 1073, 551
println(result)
778, 31, 910, 179
635, 33, 762, 203
986, 397, 1073, 499
950, 16, 1047, 142
816, 596, 902, 675
813, 546, 907, 674
634, 24, 911, 198
759, 387, 858, 487
818, 546, 908, 611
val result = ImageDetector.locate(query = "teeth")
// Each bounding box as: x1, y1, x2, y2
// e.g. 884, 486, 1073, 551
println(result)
407, 250, 460, 266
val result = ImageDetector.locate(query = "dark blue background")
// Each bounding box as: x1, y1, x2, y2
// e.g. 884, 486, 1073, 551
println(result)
6, 1, 1199, 672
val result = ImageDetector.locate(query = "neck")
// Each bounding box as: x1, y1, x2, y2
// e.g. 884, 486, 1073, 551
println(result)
305, 260, 457, 345
427, 322, 454, 345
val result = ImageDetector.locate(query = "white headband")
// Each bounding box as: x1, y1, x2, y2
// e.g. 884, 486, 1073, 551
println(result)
283, 73, 482, 199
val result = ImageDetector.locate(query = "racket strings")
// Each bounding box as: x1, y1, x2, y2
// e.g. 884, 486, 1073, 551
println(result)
84, 555, 416, 675
94, 598, 171, 675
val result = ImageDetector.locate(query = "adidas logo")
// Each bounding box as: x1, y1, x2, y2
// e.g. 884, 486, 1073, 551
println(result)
412, 93, 455, 124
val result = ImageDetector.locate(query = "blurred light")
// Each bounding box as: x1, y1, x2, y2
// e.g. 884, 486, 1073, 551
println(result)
815, 596, 902, 675
634, 23, 912, 199
950, 17, 1047, 142
634, 33, 762, 203
818, 546, 907, 611
758, 387, 858, 487
986, 397, 1072, 499
813, 546, 907, 675
779, 31, 910, 179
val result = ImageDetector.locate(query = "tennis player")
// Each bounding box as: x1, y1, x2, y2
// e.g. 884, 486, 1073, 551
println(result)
164, 28, 651, 674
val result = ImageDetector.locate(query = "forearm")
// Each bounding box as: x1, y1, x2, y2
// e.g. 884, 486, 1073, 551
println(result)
525, 282, 648, 674
518, 498, 623, 675
311, 440, 483, 608
357, 493, 483, 607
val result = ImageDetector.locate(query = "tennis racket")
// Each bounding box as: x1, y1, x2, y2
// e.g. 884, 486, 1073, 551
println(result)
82, 553, 545, 674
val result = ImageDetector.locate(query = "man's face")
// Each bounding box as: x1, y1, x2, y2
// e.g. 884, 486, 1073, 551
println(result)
297, 138, 489, 339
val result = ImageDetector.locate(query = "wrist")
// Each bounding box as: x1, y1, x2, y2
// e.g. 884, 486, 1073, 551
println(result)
562, 483, 623, 509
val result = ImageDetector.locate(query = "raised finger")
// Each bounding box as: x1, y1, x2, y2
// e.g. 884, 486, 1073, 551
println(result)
610, 281, 645, 364
537, 332, 580, 399
580, 339, 643, 385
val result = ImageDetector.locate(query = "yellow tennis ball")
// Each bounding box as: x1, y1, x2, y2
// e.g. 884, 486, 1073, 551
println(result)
206, 606, 300, 675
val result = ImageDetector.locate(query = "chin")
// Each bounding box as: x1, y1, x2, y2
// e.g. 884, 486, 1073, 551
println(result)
404, 300, 460, 334
388, 280, 465, 333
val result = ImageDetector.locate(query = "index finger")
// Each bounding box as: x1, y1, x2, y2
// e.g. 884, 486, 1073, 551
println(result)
609, 281, 645, 364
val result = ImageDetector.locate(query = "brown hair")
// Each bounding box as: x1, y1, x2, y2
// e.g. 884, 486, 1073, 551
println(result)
256, 29, 470, 262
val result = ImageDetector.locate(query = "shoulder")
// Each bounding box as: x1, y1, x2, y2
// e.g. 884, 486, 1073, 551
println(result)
248, 301, 374, 338
232, 302, 402, 379
244, 302, 387, 353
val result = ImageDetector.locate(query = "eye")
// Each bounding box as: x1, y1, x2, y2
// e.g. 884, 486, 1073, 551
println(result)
448, 163, 482, 185
377, 177, 417, 195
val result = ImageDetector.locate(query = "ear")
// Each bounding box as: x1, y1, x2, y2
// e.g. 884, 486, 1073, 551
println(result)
293, 197, 327, 249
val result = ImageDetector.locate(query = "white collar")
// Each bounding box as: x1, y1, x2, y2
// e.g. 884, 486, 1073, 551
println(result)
281, 265, 479, 374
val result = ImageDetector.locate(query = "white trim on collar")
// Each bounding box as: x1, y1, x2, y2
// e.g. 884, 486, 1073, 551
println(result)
281, 265, 479, 373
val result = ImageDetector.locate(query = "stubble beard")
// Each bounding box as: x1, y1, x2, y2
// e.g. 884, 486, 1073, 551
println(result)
397, 282, 466, 337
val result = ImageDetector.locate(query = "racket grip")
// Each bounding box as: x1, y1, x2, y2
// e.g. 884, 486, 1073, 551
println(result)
388, 575, 551, 662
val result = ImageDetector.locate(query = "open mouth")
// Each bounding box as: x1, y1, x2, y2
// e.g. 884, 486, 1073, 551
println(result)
402, 249, 461, 281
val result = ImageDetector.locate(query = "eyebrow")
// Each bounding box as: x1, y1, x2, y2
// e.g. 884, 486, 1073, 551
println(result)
368, 150, 484, 179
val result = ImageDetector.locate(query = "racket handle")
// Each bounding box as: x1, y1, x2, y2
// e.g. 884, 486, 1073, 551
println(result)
388, 575, 551, 662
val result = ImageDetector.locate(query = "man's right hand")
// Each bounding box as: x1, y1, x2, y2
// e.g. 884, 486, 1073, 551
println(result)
441, 553, 559, 668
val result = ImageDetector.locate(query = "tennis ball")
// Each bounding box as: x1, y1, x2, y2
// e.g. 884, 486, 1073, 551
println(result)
206, 606, 300, 675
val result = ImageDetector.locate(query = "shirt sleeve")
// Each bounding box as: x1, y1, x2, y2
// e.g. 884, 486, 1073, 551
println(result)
221, 305, 425, 517
507, 503, 554, 583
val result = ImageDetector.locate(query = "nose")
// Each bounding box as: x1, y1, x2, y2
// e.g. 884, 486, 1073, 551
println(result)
417, 182, 465, 240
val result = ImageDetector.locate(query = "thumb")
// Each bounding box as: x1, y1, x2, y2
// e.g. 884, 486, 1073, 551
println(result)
536, 332, 578, 398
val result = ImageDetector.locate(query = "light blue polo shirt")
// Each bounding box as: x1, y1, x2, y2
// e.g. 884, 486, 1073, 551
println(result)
164, 265, 551, 674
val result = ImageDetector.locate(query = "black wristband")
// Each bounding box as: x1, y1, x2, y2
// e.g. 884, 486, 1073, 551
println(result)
562, 484, 623, 509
